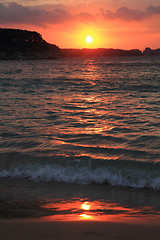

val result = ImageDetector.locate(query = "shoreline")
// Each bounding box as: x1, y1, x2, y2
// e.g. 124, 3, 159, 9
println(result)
1, 218, 160, 240
1, 179, 160, 222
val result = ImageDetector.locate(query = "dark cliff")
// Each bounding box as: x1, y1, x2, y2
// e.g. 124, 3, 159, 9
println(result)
0, 28, 61, 60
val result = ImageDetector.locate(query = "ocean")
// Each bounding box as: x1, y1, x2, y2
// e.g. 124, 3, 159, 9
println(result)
0, 56, 160, 221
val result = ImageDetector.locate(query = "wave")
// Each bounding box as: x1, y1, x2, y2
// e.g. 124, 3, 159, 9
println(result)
0, 157, 160, 191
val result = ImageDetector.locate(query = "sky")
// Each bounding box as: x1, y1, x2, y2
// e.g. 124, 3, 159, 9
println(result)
0, 0, 160, 49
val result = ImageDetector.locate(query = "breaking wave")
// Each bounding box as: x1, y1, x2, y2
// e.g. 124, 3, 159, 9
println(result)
0, 158, 160, 191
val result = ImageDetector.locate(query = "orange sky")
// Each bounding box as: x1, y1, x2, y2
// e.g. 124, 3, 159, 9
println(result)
0, 1, 160, 50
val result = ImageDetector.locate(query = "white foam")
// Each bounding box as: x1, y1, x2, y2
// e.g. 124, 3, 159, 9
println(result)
0, 163, 160, 191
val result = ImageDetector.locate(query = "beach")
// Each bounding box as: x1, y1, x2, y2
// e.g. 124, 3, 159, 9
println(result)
1, 218, 160, 240
1, 179, 160, 240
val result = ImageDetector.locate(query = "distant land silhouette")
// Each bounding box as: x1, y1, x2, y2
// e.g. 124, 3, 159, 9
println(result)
61, 47, 160, 58
0, 28, 160, 60
0, 28, 61, 60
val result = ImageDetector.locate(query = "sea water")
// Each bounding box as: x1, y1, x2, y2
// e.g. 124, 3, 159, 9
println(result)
0, 57, 160, 220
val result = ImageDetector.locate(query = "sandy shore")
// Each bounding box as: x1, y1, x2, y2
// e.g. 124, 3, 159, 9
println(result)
0, 219, 160, 240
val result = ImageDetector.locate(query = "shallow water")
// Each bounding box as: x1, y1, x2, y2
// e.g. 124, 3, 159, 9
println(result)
0, 57, 160, 191
1, 179, 160, 222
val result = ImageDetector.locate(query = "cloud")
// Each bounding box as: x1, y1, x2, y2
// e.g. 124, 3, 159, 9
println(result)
74, 12, 94, 21
102, 5, 160, 21
0, 2, 93, 26
0, 2, 71, 26
1, 2, 159, 27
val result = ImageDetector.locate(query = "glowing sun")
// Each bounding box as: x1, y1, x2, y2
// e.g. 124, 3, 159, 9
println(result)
86, 36, 93, 44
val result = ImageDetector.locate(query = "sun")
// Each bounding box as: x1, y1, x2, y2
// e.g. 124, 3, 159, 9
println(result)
86, 36, 93, 44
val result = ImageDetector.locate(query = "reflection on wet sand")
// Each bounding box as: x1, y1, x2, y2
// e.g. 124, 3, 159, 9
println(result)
41, 199, 160, 222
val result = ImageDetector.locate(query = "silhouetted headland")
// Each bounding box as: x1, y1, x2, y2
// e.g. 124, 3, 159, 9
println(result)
0, 28, 61, 60
0, 28, 160, 59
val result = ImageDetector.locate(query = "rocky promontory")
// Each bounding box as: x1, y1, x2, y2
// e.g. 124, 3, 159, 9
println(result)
0, 28, 61, 60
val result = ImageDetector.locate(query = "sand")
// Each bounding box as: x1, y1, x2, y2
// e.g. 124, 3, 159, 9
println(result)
0, 219, 160, 240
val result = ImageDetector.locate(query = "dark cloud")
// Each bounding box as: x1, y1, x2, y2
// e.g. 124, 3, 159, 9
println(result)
102, 5, 160, 21
1, 2, 159, 26
0, 2, 93, 26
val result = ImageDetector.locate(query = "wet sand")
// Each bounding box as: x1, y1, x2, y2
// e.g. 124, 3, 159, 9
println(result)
1, 219, 160, 240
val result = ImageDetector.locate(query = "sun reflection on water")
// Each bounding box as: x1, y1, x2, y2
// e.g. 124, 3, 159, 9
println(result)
80, 214, 93, 220
40, 199, 160, 222
81, 201, 91, 211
